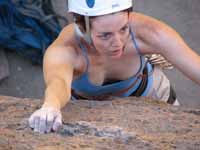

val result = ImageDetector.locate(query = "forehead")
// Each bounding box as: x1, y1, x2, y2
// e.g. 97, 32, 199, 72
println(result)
91, 12, 128, 32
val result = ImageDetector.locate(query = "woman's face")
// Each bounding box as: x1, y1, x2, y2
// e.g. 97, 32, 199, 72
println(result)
90, 11, 129, 59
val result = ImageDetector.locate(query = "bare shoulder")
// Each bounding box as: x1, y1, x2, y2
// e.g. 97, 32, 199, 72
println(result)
44, 45, 78, 70
52, 23, 77, 47
43, 23, 83, 72
129, 12, 181, 54
129, 12, 167, 33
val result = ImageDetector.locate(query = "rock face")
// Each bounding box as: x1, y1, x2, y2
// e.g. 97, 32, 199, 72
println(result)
0, 96, 199, 150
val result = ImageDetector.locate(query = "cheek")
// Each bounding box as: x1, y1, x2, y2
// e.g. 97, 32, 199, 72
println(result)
122, 32, 129, 41
92, 38, 111, 51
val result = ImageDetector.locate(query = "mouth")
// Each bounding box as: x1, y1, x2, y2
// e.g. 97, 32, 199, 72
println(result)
109, 48, 123, 58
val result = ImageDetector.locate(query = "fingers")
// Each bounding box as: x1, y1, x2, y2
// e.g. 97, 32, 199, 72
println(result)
32, 116, 50, 133
46, 113, 54, 133
28, 108, 62, 134
53, 114, 62, 131
38, 115, 47, 133
28, 113, 36, 129
34, 117, 40, 132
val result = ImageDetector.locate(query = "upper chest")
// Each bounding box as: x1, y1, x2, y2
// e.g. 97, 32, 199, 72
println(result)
85, 46, 142, 86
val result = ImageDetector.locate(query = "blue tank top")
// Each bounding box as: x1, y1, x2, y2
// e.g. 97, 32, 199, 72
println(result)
72, 28, 153, 97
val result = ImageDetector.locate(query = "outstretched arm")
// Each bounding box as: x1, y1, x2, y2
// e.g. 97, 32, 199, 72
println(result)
28, 24, 81, 133
42, 45, 75, 109
28, 45, 77, 133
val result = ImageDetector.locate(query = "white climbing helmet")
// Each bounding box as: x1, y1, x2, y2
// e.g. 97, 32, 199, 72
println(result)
68, 0, 133, 16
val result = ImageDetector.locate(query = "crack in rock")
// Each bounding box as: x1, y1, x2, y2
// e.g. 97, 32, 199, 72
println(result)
60, 121, 135, 143
184, 110, 200, 116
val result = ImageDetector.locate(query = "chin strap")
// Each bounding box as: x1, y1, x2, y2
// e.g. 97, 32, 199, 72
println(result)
84, 16, 92, 44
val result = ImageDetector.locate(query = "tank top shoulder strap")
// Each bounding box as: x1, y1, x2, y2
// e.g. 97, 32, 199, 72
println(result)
129, 25, 147, 73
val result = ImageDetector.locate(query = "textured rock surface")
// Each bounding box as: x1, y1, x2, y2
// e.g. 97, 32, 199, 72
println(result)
0, 96, 199, 150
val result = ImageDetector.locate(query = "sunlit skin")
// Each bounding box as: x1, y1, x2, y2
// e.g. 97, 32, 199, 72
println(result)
41, 12, 200, 110
91, 12, 130, 59
29, 11, 200, 133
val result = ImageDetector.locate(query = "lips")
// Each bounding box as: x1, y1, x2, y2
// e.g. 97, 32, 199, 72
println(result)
112, 49, 121, 54
110, 48, 123, 58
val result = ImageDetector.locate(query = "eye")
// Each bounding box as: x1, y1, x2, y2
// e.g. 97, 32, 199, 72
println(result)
97, 33, 112, 40
120, 26, 128, 33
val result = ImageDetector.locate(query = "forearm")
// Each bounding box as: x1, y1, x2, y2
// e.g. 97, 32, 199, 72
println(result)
42, 77, 71, 109
165, 49, 200, 86
181, 53, 200, 85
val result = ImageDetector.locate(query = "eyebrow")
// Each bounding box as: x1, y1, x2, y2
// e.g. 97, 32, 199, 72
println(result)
97, 23, 129, 35
98, 32, 112, 36
121, 23, 129, 29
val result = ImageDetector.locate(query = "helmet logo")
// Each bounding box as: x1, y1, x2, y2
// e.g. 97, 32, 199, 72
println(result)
86, 0, 95, 8
112, 3, 120, 9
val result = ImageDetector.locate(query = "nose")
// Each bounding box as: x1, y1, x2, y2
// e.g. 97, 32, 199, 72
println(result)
111, 33, 123, 47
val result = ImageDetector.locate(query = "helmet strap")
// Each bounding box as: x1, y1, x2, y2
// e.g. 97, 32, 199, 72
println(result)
84, 16, 92, 44
132, 0, 134, 11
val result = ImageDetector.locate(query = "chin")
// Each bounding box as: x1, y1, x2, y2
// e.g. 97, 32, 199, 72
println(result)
111, 55, 122, 59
